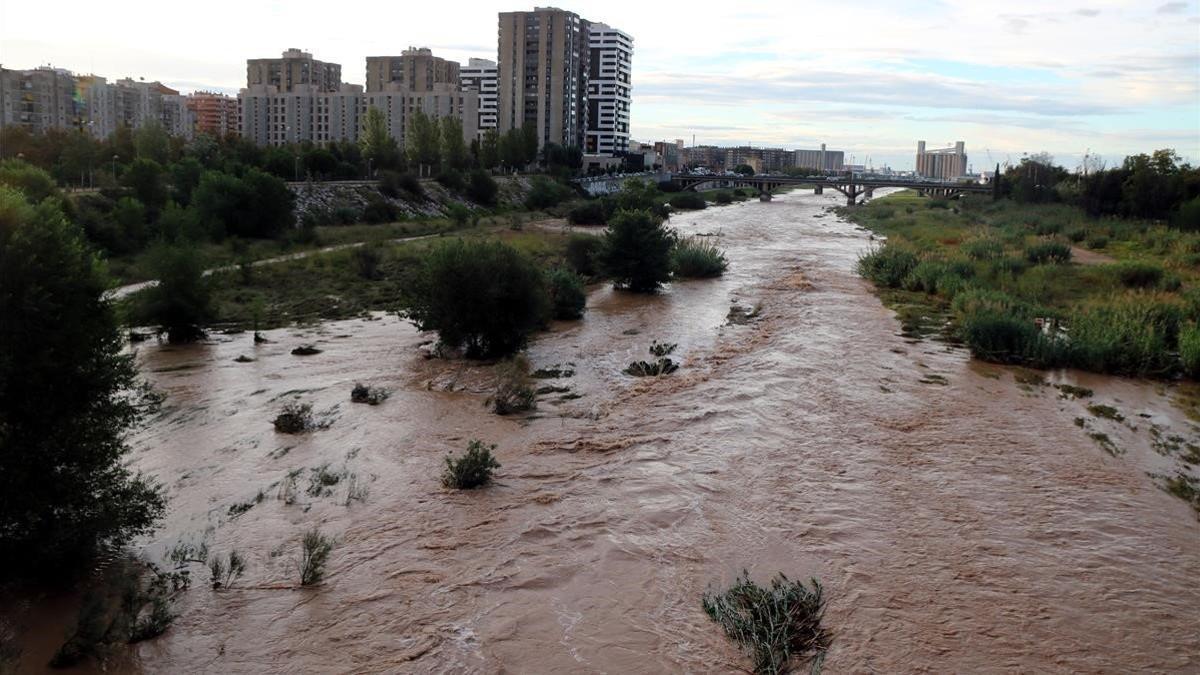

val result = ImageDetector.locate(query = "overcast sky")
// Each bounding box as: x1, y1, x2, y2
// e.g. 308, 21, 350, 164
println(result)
2, 0, 1197, 170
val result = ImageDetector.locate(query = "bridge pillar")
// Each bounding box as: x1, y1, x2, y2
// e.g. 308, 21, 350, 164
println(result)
813, 185, 823, 195
847, 193, 856, 207
865, 187, 874, 199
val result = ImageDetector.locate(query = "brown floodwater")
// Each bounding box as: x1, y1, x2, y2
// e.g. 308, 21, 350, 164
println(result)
7, 190, 1199, 673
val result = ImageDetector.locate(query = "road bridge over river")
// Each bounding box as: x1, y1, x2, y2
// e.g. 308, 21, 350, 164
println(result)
668, 173, 996, 205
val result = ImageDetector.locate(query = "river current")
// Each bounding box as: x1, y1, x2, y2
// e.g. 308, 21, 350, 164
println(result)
9, 189, 1199, 673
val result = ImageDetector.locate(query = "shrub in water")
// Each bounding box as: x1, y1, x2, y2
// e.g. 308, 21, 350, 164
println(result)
548, 267, 587, 320
273, 402, 313, 434
350, 383, 389, 405
669, 192, 707, 210
1025, 241, 1072, 264
599, 209, 676, 293
208, 550, 246, 590
702, 571, 828, 675
402, 239, 549, 358
489, 356, 537, 415
565, 233, 604, 276
672, 236, 729, 278
715, 190, 734, 205
442, 440, 500, 489
1110, 261, 1163, 288
297, 528, 333, 586
625, 341, 680, 376
856, 243, 918, 288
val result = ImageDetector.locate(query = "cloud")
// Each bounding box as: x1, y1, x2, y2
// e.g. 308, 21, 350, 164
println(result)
1157, 2, 1188, 13
1074, 8, 1100, 17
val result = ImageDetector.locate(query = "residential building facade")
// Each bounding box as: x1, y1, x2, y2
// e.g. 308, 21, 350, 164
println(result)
460, 58, 497, 140
247, 48, 341, 93
187, 91, 239, 137
497, 7, 590, 150
916, 140, 967, 179
585, 23, 633, 156
0, 66, 80, 134
366, 48, 459, 93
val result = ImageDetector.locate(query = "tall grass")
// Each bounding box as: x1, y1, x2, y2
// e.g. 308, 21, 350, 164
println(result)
857, 243, 918, 288
673, 237, 728, 278
1181, 324, 1200, 379
1068, 295, 1184, 377
702, 571, 828, 675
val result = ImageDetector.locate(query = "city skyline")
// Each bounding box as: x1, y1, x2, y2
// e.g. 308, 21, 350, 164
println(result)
2, 0, 1197, 170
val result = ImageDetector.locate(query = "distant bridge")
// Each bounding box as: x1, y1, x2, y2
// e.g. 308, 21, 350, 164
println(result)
667, 173, 995, 205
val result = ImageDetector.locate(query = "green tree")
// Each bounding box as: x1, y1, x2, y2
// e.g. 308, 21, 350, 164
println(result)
402, 239, 549, 358
134, 243, 212, 342
122, 158, 167, 209
440, 116, 469, 171
733, 164, 755, 176
170, 156, 204, 206
521, 125, 539, 166
111, 197, 148, 252
0, 186, 165, 579
360, 106, 401, 173
465, 169, 499, 206
598, 209, 676, 293
479, 128, 500, 169
192, 168, 294, 239
406, 110, 442, 177
133, 122, 171, 164
0, 159, 58, 203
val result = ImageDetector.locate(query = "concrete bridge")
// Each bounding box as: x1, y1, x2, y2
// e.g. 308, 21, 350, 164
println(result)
668, 173, 995, 205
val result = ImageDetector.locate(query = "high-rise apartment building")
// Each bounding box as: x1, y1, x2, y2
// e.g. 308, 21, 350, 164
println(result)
460, 58, 498, 140
187, 91, 239, 137
110, 78, 193, 139
794, 144, 845, 172
366, 48, 460, 93
247, 49, 341, 93
498, 7, 590, 150
0, 66, 81, 134
585, 23, 633, 156
916, 141, 967, 179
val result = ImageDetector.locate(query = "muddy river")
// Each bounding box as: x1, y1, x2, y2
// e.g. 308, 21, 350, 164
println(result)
9, 190, 1200, 673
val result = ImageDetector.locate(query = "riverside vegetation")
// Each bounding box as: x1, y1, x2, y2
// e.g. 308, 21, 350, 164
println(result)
845, 167, 1199, 380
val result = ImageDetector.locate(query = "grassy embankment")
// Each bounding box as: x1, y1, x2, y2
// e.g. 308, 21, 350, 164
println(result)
841, 191, 1200, 381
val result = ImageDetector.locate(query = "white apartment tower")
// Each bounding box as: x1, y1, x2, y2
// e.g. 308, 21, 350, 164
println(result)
585, 23, 633, 156
460, 58, 497, 140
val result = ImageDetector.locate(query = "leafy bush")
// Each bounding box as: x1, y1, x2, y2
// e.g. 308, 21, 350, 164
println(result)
398, 172, 424, 197
568, 200, 609, 225
857, 243, 918, 288
378, 170, 403, 198
465, 169, 498, 205
297, 529, 333, 586
192, 168, 294, 239
1066, 227, 1088, 243
548, 268, 587, 319
672, 236, 728, 278
525, 176, 574, 209
715, 190, 734, 205
669, 192, 707, 210
599, 209, 676, 292
1025, 241, 1072, 264
273, 402, 313, 434
565, 233, 603, 276
435, 169, 465, 191
442, 440, 500, 489
1110, 261, 1164, 288
657, 180, 681, 193
1086, 235, 1108, 249
625, 341, 680, 376
702, 571, 828, 675
489, 356, 537, 415
351, 244, 383, 280
402, 239, 549, 358
362, 196, 398, 224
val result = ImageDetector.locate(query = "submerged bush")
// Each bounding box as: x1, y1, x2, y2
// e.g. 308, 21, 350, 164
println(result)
208, 550, 246, 590
402, 239, 549, 358
442, 440, 500, 489
547, 267, 587, 320
857, 243, 918, 288
273, 402, 313, 434
489, 356, 537, 415
625, 341, 680, 376
672, 236, 729, 278
297, 528, 333, 586
1025, 241, 1072, 264
350, 383, 389, 405
715, 190, 734, 205
702, 571, 828, 675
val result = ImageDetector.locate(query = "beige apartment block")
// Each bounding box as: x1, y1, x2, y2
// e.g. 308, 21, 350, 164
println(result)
497, 6, 589, 149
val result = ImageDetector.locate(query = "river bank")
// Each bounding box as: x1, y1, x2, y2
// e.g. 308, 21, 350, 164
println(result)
6, 189, 1198, 672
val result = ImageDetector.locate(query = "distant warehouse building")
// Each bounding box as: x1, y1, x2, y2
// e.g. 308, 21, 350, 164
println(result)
793, 144, 844, 172
916, 141, 967, 179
